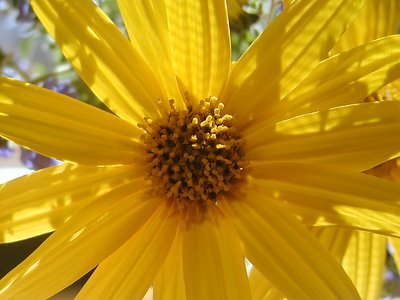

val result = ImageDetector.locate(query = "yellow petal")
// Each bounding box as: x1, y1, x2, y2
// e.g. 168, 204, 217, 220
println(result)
342, 232, 386, 300
333, 0, 400, 52
245, 101, 400, 172
154, 226, 186, 300
117, 0, 185, 110
30, 0, 164, 123
0, 163, 141, 243
0, 184, 159, 299
181, 206, 251, 300
274, 36, 400, 121
248, 162, 400, 236
223, 0, 363, 118
226, 0, 248, 24
311, 227, 352, 262
249, 267, 284, 300
0, 77, 141, 165
282, 0, 294, 9
165, 0, 231, 102
388, 237, 400, 271
76, 201, 178, 299
223, 195, 360, 299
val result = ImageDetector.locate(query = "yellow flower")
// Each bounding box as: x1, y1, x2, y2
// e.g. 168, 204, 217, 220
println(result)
1, 0, 400, 299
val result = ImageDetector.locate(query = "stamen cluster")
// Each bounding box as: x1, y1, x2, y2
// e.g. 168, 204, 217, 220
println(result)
139, 96, 244, 208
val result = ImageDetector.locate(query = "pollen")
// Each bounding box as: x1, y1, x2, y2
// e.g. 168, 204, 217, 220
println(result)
138, 96, 245, 209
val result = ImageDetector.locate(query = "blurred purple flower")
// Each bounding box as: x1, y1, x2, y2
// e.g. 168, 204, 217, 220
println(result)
0, 148, 13, 158
42, 77, 77, 98
15, 0, 35, 22
20, 147, 59, 170
0, 138, 13, 158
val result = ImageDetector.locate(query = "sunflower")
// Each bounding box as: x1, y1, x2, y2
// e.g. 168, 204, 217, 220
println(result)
2, 0, 400, 299
249, 1, 400, 299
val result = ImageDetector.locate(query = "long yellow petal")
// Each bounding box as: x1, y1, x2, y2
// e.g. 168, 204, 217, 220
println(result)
117, 0, 185, 110
181, 206, 251, 300
245, 101, 400, 172
0, 184, 159, 299
342, 232, 386, 300
165, 0, 231, 103
272, 36, 400, 122
224, 0, 363, 118
249, 267, 284, 300
154, 226, 186, 300
333, 0, 400, 53
388, 237, 400, 272
0, 163, 141, 243
226, 0, 248, 25
311, 227, 352, 262
248, 162, 400, 236
222, 195, 360, 299
76, 202, 178, 299
0, 77, 141, 165
248, 228, 354, 300
282, 0, 294, 9
30, 0, 164, 123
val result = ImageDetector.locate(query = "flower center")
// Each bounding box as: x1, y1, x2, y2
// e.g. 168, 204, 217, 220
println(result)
139, 96, 244, 209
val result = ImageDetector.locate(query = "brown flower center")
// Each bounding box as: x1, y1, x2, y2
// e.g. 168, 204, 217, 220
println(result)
139, 96, 244, 209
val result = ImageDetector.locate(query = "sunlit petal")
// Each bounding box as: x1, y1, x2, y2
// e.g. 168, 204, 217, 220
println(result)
245, 101, 400, 171
270, 36, 400, 122
76, 202, 178, 299
181, 206, 251, 300
30, 0, 164, 123
0, 163, 141, 243
0, 77, 142, 165
388, 237, 400, 270
223, 195, 360, 299
248, 162, 400, 236
342, 231, 386, 300
165, 0, 231, 102
0, 184, 158, 299
249, 267, 284, 300
154, 227, 186, 300
117, 0, 185, 110
333, 0, 400, 52
311, 227, 352, 262
224, 0, 363, 120
227, 0, 251, 29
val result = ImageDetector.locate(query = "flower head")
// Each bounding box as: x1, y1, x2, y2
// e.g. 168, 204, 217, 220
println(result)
2, 0, 400, 299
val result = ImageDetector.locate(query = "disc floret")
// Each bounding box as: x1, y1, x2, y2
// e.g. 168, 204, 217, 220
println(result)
139, 96, 244, 209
